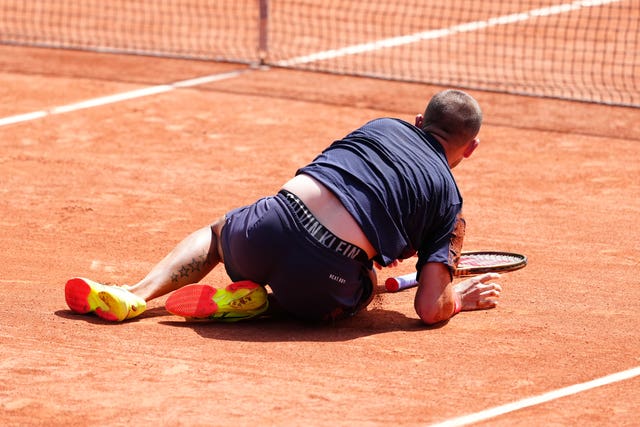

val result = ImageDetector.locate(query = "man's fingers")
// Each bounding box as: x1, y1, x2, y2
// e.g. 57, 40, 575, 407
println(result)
457, 275, 504, 311
485, 282, 502, 292
477, 299, 499, 309
479, 283, 502, 297
477, 283, 501, 308
477, 272, 501, 282
479, 290, 501, 301
481, 286, 501, 296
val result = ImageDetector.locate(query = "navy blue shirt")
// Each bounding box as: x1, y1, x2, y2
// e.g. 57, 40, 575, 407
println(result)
297, 118, 463, 271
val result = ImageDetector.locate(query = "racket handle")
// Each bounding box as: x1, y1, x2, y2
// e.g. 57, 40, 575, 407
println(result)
385, 272, 418, 292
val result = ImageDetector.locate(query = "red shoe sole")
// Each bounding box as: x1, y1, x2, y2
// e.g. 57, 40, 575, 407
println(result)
65, 278, 92, 314
165, 284, 219, 318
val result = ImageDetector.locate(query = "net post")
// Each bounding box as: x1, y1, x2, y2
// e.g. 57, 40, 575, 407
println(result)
258, 0, 269, 65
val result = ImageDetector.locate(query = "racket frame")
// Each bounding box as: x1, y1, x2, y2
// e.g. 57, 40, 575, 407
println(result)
453, 250, 527, 277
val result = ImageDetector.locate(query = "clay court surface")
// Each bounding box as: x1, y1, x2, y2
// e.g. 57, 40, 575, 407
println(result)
1, 45, 639, 426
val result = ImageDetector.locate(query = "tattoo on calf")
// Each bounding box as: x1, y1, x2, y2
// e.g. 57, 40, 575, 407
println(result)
171, 251, 215, 284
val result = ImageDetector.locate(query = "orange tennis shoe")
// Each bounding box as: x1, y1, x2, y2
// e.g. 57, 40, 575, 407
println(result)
65, 277, 147, 321
165, 281, 269, 322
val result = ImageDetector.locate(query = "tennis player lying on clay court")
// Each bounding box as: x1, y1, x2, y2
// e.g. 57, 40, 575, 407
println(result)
65, 89, 502, 325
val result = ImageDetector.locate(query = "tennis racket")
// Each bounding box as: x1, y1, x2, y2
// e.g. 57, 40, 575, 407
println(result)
385, 250, 527, 292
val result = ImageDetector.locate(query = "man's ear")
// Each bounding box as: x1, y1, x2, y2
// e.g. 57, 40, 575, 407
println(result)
463, 137, 480, 158
414, 114, 424, 128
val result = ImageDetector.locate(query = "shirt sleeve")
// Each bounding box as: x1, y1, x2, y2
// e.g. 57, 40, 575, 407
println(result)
415, 205, 465, 278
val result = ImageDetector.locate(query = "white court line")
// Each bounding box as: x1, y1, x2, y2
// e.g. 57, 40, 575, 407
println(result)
275, 0, 622, 66
0, 69, 247, 127
428, 366, 640, 427
0, 0, 622, 127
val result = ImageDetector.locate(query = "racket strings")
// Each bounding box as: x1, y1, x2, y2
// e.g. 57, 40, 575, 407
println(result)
458, 254, 521, 268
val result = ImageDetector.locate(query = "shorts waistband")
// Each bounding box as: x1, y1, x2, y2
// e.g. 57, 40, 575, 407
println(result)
278, 189, 369, 264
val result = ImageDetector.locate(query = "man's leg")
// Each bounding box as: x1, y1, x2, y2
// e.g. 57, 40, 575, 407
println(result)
157, 217, 270, 321
127, 219, 224, 301
65, 219, 224, 321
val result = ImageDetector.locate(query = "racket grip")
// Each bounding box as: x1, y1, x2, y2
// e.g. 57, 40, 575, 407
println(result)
385, 272, 418, 292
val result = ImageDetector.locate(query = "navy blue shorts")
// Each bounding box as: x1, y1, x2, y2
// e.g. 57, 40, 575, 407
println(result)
220, 191, 373, 322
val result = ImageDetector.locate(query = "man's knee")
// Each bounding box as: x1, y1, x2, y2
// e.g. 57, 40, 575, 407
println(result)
210, 216, 226, 263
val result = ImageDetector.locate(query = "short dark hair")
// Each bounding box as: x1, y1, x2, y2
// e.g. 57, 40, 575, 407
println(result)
423, 90, 482, 144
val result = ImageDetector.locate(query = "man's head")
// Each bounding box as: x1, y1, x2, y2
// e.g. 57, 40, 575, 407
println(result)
416, 89, 483, 168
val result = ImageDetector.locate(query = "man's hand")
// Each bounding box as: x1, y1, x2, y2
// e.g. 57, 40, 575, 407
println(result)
453, 273, 502, 311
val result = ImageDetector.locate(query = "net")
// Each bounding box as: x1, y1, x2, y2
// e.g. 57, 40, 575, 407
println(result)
0, 1, 259, 63
1, 0, 638, 107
